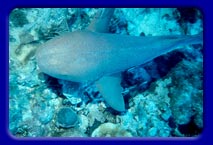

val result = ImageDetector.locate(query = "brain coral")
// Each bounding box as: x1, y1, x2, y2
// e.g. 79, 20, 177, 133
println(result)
91, 122, 132, 137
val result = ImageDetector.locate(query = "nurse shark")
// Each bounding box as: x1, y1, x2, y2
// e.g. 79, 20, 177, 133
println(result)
36, 8, 203, 112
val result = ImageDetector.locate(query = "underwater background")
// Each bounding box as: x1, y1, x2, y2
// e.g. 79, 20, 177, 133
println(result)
9, 8, 203, 137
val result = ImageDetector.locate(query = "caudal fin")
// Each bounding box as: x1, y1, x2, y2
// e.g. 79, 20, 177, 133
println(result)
189, 32, 203, 44
181, 32, 203, 46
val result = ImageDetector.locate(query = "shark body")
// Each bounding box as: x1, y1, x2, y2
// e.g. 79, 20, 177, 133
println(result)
36, 9, 203, 112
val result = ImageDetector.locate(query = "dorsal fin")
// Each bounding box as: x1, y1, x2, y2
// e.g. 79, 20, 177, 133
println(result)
87, 8, 115, 33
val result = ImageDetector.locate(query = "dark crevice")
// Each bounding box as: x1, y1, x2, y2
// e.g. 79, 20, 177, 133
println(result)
178, 116, 202, 136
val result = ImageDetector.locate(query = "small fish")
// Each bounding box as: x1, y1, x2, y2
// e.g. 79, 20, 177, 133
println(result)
36, 8, 203, 112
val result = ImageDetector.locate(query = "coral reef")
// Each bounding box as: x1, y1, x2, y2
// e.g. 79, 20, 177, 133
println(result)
9, 8, 203, 137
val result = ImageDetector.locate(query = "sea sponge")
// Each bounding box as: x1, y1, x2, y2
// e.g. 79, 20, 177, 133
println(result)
56, 107, 79, 128
91, 122, 132, 137
10, 8, 29, 27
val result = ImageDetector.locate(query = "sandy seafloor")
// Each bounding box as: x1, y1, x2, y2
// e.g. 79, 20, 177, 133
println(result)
9, 8, 203, 137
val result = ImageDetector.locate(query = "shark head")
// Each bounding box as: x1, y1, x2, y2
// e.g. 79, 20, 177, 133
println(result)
36, 31, 107, 83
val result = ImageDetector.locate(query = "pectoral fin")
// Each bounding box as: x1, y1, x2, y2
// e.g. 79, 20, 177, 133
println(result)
95, 76, 125, 112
